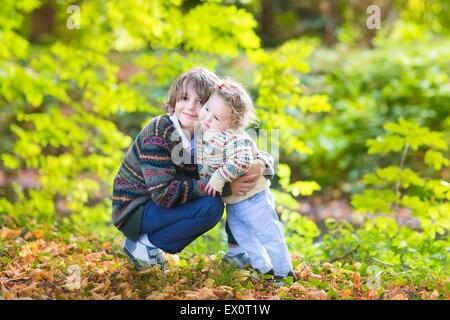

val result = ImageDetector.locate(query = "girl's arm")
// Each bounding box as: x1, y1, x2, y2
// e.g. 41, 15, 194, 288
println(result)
206, 135, 254, 194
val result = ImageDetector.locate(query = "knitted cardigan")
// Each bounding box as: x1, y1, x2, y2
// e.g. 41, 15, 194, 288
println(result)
196, 129, 271, 204
112, 114, 274, 241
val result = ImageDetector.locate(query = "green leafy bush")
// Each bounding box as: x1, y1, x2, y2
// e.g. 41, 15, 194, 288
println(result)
321, 118, 449, 284
297, 35, 450, 190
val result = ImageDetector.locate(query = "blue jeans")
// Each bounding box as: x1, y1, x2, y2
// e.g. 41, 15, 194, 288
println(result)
227, 188, 293, 276
140, 196, 224, 254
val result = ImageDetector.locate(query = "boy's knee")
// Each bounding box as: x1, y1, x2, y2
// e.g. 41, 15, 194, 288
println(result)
197, 197, 224, 226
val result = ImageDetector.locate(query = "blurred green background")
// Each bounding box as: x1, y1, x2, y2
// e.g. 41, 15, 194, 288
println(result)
0, 0, 449, 283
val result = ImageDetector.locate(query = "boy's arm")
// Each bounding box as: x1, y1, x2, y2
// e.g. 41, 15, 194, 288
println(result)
137, 135, 208, 208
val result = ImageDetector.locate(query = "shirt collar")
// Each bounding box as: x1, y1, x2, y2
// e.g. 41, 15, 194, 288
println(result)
169, 113, 191, 149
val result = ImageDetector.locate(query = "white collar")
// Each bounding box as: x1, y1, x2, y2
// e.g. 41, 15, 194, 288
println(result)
169, 113, 191, 149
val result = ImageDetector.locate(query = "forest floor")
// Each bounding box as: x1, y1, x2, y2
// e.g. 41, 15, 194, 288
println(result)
0, 221, 447, 300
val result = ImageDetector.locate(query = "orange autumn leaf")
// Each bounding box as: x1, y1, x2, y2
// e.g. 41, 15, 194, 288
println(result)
340, 289, 353, 299
1, 227, 21, 240
368, 289, 380, 300
352, 272, 362, 292
33, 229, 44, 239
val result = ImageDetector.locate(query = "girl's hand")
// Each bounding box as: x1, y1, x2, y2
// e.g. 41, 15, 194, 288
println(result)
230, 159, 265, 196
204, 183, 222, 197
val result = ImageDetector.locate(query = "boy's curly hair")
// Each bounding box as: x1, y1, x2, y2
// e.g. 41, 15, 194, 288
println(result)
213, 78, 257, 129
165, 67, 219, 114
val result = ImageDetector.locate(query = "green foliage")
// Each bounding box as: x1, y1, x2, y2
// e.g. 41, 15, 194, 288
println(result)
338, 0, 450, 46
322, 215, 449, 286
297, 35, 450, 189
328, 117, 450, 280
367, 118, 448, 154
353, 118, 449, 229
1, 0, 327, 260
0, 0, 263, 232
249, 38, 332, 156
1, 0, 449, 291
183, 3, 260, 56
272, 164, 322, 261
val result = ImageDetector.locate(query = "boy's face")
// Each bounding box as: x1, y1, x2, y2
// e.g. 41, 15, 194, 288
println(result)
199, 93, 232, 133
174, 85, 203, 133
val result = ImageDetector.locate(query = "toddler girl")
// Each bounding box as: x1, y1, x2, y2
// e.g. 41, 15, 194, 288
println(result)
196, 79, 295, 280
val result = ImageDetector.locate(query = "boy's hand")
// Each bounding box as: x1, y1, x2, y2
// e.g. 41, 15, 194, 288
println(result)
204, 182, 222, 197
230, 159, 265, 196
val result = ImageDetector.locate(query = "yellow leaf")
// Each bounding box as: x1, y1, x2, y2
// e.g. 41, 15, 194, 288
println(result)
203, 278, 215, 288
146, 292, 168, 300
91, 292, 106, 300
234, 269, 251, 283
340, 289, 353, 299
164, 253, 179, 268
91, 283, 106, 293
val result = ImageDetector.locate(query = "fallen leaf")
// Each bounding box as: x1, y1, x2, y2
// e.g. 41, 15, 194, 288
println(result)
390, 293, 408, 300
0, 228, 21, 240
91, 283, 106, 293
213, 286, 234, 299
198, 287, 217, 300
33, 230, 44, 239
420, 290, 439, 300
146, 292, 168, 300
308, 290, 328, 300
340, 289, 353, 299
91, 292, 106, 300
203, 278, 215, 288
309, 273, 322, 280
85, 252, 103, 262
234, 269, 250, 282
368, 289, 380, 300
353, 272, 362, 292
164, 253, 179, 268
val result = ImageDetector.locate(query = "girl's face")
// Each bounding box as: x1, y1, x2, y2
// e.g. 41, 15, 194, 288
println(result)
174, 86, 203, 134
199, 93, 232, 133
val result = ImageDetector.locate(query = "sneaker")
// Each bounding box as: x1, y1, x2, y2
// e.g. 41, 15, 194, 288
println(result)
274, 271, 298, 287
122, 238, 166, 270
259, 269, 275, 279
222, 252, 251, 269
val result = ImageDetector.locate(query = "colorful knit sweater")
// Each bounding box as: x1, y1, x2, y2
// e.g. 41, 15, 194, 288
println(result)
112, 114, 274, 240
112, 115, 210, 240
196, 129, 272, 204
